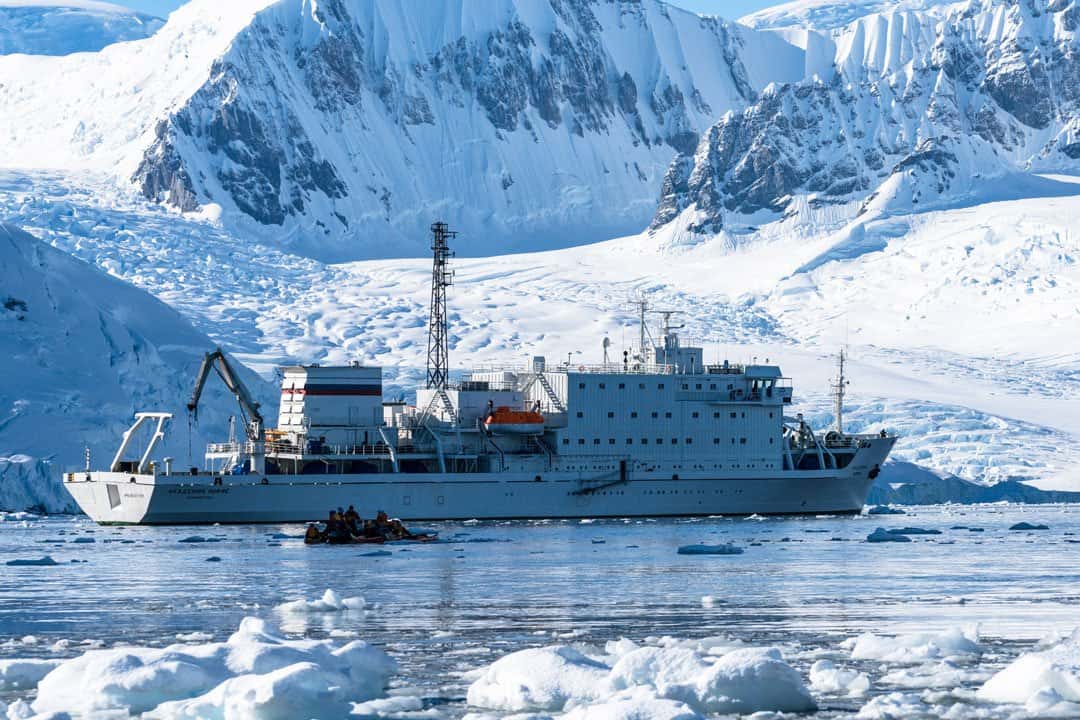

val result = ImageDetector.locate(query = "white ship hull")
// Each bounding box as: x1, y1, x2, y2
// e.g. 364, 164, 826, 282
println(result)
65, 437, 894, 524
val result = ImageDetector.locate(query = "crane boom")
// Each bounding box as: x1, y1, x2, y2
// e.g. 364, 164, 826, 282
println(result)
187, 348, 264, 441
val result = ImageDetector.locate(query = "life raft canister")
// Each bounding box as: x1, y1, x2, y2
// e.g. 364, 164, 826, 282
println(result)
483, 406, 545, 435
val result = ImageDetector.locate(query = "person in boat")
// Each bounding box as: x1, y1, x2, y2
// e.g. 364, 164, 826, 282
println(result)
325, 510, 351, 544
304, 523, 324, 544
343, 505, 361, 534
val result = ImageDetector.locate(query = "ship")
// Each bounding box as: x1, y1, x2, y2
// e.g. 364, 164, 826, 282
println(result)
65, 223, 896, 525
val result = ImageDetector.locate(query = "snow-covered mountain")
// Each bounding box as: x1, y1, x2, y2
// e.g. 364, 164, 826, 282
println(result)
0, 222, 275, 512
0, 1, 162, 56
653, 0, 1080, 237
0, 0, 806, 260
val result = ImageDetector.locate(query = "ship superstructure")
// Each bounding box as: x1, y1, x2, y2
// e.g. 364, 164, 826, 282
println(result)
65, 223, 895, 525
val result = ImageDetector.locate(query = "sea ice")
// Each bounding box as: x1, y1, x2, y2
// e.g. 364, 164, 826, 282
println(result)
275, 589, 366, 614
855, 691, 927, 718
808, 659, 870, 696
5, 556, 58, 566
466, 646, 609, 712
467, 642, 814, 715
676, 544, 743, 555
867, 505, 906, 515
0, 659, 61, 691
562, 687, 701, 720
846, 628, 982, 663
29, 617, 396, 717
978, 629, 1080, 706
865, 528, 911, 543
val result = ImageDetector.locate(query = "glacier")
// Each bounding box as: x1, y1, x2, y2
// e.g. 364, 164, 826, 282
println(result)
0, 1, 162, 56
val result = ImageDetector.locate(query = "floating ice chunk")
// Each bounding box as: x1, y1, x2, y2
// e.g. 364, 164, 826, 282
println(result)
275, 589, 366, 614
175, 632, 213, 643
886, 527, 941, 535
6, 556, 59, 566
1009, 522, 1050, 531
5, 698, 34, 719
466, 646, 610, 711
351, 694, 423, 715
1024, 687, 1080, 717
978, 630, 1080, 705
562, 687, 702, 720
809, 659, 870, 696
676, 544, 743, 555
847, 628, 982, 663
865, 528, 911, 543
700, 596, 716, 609
606, 646, 709, 697
0, 658, 61, 691
30, 617, 395, 718
867, 505, 905, 515
879, 659, 986, 688
855, 691, 927, 718
693, 647, 816, 714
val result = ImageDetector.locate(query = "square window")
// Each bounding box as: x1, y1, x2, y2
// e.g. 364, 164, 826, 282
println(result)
713, 412, 720, 418
658, 383, 665, 389
740, 438, 747, 444
609, 438, 616, 445
671, 438, 678, 445
713, 438, 720, 445
686, 438, 693, 445
651, 411, 658, 418
578, 438, 585, 445
727, 384, 734, 390
626, 438, 633, 445
639, 383, 645, 389
579, 383, 586, 389
710, 384, 717, 390
692, 412, 699, 418
730, 412, 737, 419
681, 384, 688, 390
607, 411, 615, 418
641, 438, 648, 445
599, 383, 606, 389
656, 438, 664, 444
619, 383, 625, 389
593, 438, 600, 445
562, 439, 569, 445
576, 411, 584, 418
631, 411, 638, 418
769, 412, 774, 418
695, 384, 702, 390
665, 412, 672, 418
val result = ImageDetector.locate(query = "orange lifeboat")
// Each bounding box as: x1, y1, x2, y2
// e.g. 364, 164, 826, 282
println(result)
483, 406, 545, 435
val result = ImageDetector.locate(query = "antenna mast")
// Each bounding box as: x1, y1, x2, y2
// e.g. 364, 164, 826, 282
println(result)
831, 349, 849, 433
426, 221, 456, 389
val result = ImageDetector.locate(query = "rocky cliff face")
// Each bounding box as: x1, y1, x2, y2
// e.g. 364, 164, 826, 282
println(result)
126, 0, 804, 259
653, 0, 1080, 236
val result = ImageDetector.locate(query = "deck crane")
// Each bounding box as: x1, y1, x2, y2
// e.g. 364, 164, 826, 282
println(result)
187, 348, 264, 443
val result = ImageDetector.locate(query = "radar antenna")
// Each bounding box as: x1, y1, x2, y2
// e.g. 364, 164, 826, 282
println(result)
831, 349, 849, 434
426, 221, 456, 389
627, 293, 653, 363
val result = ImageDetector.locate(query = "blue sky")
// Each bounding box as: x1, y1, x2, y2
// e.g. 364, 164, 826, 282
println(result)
112, 0, 780, 21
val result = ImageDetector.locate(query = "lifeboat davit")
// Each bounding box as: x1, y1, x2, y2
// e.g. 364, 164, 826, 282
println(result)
483, 406, 545, 435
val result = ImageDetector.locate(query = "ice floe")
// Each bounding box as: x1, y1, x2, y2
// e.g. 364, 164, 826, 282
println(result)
275, 589, 367, 614
808, 659, 870, 696
26, 616, 395, 717
846, 628, 982, 665
978, 629, 1080, 707
865, 528, 911, 543
0, 659, 61, 691
676, 544, 743, 555
467, 641, 814, 716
